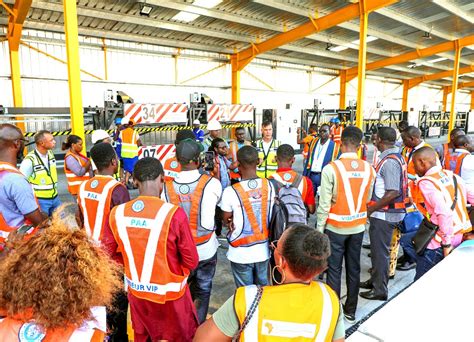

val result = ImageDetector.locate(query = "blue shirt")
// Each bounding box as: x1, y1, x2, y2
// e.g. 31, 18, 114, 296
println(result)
218, 155, 231, 189
0, 171, 38, 227
193, 128, 205, 142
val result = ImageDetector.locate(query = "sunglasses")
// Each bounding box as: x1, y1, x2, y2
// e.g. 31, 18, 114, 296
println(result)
270, 240, 278, 250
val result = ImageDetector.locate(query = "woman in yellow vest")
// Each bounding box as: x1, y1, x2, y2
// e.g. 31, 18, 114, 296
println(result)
194, 224, 345, 342
0, 211, 121, 341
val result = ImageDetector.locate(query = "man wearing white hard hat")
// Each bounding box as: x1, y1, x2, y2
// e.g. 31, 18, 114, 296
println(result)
202, 119, 222, 151
193, 119, 205, 143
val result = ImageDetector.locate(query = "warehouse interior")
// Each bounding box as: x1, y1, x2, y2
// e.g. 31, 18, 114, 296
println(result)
1, 0, 473, 341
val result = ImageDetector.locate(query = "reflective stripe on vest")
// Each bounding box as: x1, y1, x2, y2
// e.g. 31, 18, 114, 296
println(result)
64, 152, 90, 195
331, 126, 342, 143
163, 157, 181, 182
120, 128, 139, 158
25, 150, 58, 199
164, 175, 214, 245
78, 176, 120, 243
327, 159, 374, 227
234, 282, 340, 342
229, 180, 269, 247
417, 171, 472, 241
257, 139, 280, 179
444, 150, 468, 176
110, 198, 188, 303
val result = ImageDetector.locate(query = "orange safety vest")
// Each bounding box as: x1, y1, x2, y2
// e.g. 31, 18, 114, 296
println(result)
441, 143, 454, 166
163, 156, 181, 182
109, 197, 189, 304
119, 127, 139, 158
414, 170, 472, 242
270, 170, 309, 200
64, 151, 90, 195
0, 317, 105, 341
302, 134, 318, 160
164, 175, 214, 245
331, 126, 343, 144
444, 150, 469, 176
228, 140, 251, 180
78, 175, 122, 243
228, 180, 269, 248
405, 142, 432, 176
327, 158, 375, 228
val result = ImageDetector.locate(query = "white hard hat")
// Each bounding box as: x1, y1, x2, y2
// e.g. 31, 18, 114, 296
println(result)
91, 130, 110, 144
207, 119, 222, 131
193, 119, 201, 125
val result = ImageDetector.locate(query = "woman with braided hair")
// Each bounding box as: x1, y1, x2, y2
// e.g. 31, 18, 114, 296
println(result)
194, 224, 345, 342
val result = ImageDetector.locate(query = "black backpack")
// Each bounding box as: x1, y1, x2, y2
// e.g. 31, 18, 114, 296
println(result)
269, 175, 307, 242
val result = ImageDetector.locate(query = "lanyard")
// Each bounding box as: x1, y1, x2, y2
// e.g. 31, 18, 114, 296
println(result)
260, 139, 274, 162
315, 140, 325, 160
34, 149, 53, 179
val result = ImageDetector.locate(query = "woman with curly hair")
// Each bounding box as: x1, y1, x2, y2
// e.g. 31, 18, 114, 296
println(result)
0, 213, 121, 341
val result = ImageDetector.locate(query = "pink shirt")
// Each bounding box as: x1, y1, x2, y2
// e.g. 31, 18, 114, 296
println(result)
419, 166, 472, 249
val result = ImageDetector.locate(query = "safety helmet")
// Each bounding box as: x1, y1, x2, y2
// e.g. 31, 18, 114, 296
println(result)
121, 117, 134, 125
330, 117, 340, 124
207, 119, 222, 131
115, 118, 122, 125
193, 119, 201, 125
91, 130, 111, 144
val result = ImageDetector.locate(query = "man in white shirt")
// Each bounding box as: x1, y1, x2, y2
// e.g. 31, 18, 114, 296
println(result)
452, 135, 474, 188
220, 146, 275, 287
162, 139, 222, 323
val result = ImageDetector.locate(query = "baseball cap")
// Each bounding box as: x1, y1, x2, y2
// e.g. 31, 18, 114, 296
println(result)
193, 119, 201, 125
91, 130, 110, 144
176, 139, 204, 163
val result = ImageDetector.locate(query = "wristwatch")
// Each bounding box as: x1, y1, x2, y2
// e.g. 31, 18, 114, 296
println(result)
441, 243, 451, 249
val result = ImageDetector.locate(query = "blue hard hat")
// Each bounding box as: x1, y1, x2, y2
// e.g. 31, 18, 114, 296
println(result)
115, 118, 122, 124
331, 117, 340, 124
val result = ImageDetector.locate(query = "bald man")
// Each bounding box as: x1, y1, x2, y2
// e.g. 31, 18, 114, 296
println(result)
435, 128, 465, 166
409, 147, 472, 280
0, 124, 45, 249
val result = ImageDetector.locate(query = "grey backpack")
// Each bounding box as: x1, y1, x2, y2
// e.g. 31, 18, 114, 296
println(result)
269, 175, 307, 242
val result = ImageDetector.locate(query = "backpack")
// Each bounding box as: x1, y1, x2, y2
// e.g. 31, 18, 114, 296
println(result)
269, 175, 307, 242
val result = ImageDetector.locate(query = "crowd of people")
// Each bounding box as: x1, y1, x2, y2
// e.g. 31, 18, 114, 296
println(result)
0, 115, 472, 341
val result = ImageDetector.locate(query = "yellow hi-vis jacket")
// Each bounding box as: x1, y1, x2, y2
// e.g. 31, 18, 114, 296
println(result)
119, 128, 139, 158
25, 150, 58, 199
256, 139, 280, 179
235, 281, 340, 341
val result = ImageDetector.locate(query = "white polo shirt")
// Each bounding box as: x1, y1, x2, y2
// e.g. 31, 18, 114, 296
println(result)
310, 139, 330, 173
162, 169, 222, 261
219, 178, 275, 264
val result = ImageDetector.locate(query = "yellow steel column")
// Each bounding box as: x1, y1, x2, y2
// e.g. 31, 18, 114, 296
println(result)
63, 0, 85, 152
102, 38, 108, 80
8, 48, 25, 129
231, 55, 241, 104
471, 91, 474, 110
339, 70, 347, 109
442, 86, 449, 112
401, 79, 409, 112
448, 44, 461, 134
355, 0, 368, 129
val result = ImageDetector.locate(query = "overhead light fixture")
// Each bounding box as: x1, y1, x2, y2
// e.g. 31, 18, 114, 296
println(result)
193, 0, 222, 8
139, 2, 153, 16
326, 43, 333, 51
428, 57, 447, 64
328, 36, 378, 52
423, 31, 432, 39
408, 63, 417, 69
329, 45, 349, 52
172, 11, 200, 22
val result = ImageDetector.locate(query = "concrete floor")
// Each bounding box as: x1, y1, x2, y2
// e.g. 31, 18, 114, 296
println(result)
54, 136, 447, 334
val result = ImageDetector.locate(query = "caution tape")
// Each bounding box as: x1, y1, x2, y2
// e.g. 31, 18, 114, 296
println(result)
23, 123, 256, 137
338, 120, 401, 125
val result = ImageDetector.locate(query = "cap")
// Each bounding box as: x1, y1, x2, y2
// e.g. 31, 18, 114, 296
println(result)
193, 119, 201, 125
121, 117, 129, 125
115, 118, 122, 125
207, 119, 222, 131
176, 139, 204, 163
91, 130, 110, 144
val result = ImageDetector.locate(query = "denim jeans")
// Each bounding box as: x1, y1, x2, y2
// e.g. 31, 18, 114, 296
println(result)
307, 172, 322, 196
415, 247, 444, 281
37, 196, 62, 217
189, 253, 217, 323
399, 230, 418, 264
230, 260, 269, 287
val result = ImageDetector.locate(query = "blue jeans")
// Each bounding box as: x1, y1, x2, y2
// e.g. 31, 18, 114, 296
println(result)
307, 172, 322, 196
230, 260, 269, 287
399, 231, 418, 264
415, 247, 444, 281
188, 253, 217, 324
38, 197, 62, 217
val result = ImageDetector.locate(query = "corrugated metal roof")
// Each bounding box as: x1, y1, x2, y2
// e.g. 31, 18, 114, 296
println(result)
0, 0, 473, 86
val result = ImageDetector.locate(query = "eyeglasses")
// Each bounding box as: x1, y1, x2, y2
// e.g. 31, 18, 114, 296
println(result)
270, 240, 278, 250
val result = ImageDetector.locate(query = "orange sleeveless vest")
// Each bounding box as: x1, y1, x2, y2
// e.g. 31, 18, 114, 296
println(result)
163, 157, 181, 182
109, 197, 189, 303
64, 151, 90, 195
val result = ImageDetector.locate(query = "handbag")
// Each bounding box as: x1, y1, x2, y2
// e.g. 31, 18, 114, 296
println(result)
412, 175, 458, 256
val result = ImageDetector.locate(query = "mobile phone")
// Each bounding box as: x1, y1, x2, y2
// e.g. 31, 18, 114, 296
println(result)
202, 151, 215, 171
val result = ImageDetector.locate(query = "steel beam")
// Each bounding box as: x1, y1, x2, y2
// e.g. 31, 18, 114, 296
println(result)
355, 0, 369, 129
102, 38, 108, 80
402, 79, 409, 112
408, 65, 474, 89
234, 0, 398, 71
442, 86, 449, 112
339, 70, 347, 109
471, 92, 474, 110
231, 55, 240, 104
448, 45, 461, 134
63, 0, 86, 152
432, 0, 474, 25
345, 35, 474, 80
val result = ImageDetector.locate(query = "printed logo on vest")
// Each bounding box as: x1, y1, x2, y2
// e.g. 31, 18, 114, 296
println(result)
171, 161, 179, 169
19, 322, 46, 342
283, 173, 292, 181
248, 179, 258, 189
179, 184, 190, 195
90, 180, 99, 189
40, 178, 46, 184
351, 161, 359, 169
132, 200, 145, 213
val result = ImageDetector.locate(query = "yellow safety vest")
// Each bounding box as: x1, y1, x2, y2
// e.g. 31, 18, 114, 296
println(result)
256, 139, 280, 179
25, 150, 58, 199
234, 282, 340, 342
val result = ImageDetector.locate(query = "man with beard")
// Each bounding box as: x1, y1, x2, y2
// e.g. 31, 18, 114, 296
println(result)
0, 124, 45, 249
